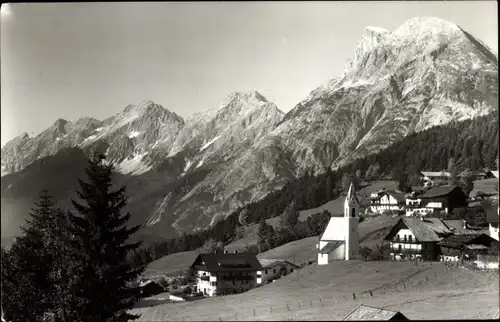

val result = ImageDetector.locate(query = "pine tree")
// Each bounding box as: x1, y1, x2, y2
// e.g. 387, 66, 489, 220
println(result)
1, 189, 67, 322
65, 153, 144, 322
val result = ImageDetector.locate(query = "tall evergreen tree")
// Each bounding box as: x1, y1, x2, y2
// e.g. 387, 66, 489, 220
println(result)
65, 153, 144, 322
1, 189, 67, 322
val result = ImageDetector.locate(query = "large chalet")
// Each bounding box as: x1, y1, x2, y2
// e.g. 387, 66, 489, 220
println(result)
369, 190, 406, 214
384, 218, 451, 260
405, 185, 468, 217
189, 252, 262, 296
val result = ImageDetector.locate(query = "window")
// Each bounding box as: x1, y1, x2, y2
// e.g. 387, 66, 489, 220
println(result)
404, 235, 407, 242
273, 269, 276, 274
409, 235, 412, 242
351, 208, 356, 217
291, 269, 294, 273
398, 245, 402, 252
265, 269, 268, 274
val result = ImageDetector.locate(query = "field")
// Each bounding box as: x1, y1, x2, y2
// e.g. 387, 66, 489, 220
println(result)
130, 260, 499, 321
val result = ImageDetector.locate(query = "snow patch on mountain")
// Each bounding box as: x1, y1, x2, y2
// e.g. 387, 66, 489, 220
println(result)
195, 159, 204, 169
128, 131, 141, 139
116, 153, 151, 175
83, 135, 97, 142
199, 135, 221, 152
182, 159, 194, 175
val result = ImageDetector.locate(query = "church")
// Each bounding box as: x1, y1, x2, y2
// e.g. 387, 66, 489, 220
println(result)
317, 183, 361, 264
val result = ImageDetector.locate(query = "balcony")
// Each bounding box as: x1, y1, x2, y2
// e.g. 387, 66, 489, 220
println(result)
199, 276, 210, 281
220, 275, 255, 281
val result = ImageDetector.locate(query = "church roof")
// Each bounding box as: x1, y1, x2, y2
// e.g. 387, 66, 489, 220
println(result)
318, 241, 344, 254
346, 182, 360, 205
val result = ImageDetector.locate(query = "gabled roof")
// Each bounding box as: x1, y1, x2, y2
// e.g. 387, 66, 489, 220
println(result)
386, 191, 407, 203
421, 171, 450, 178
442, 220, 477, 235
258, 258, 299, 269
386, 218, 448, 242
318, 241, 344, 254
343, 304, 409, 321
424, 218, 452, 235
191, 253, 263, 272
420, 185, 460, 198
437, 233, 495, 248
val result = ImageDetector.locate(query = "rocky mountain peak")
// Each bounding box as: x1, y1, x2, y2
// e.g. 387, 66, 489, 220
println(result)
392, 16, 462, 39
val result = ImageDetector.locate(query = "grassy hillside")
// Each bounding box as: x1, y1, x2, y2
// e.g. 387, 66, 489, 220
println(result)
130, 260, 499, 321
143, 251, 199, 278
257, 236, 319, 265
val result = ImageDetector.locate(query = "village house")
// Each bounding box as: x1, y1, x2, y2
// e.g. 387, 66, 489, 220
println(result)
405, 185, 468, 217
437, 233, 499, 262
189, 252, 262, 297
420, 171, 451, 186
317, 183, 360, 264
384, 217, 454, 260
257, 259, 299, 284
486, 199, 499, 241
342, 304, 410, 321
369, 190, 406, 214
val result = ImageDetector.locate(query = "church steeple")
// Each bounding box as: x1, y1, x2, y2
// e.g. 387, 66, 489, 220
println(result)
344, 182, 360, 217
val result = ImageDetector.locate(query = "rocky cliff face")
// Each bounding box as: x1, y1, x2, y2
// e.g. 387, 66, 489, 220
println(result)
267, 16, 498, 174
1, 16, 497, 237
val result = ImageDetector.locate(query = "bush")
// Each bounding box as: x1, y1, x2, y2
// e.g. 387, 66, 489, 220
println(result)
359, 246, 373, 260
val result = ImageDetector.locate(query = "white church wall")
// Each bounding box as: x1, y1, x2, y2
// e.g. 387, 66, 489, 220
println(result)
320, 217, 347, 241
330, 244, 345, 260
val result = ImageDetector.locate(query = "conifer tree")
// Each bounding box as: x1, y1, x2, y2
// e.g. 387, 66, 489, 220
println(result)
1, 189, 67, 322
65, 153, 144, 322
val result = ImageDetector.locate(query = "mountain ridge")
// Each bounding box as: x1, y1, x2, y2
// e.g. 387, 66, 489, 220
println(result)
1, 16, 497, 239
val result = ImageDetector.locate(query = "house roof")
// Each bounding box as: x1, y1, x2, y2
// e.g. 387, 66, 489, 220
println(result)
421, 171, 450, 178
486, 199, 499, 224
386, 191, 406, 203
437, 234, 482, 248
258, 259, 299, 269
191, 253, 263, 272
318, 240, 344, 254
420, 185, 459, 198
387, 218, 447, 242
442, 220, 477, 235
424, 218, 453, 235
342, 305, 408, 321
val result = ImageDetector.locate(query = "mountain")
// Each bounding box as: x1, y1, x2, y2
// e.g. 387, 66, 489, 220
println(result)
266, 16, 497, 174
1, 16, 497, 240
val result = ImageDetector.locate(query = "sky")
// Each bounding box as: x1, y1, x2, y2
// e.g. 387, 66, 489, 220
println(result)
1, 1, 498, 147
